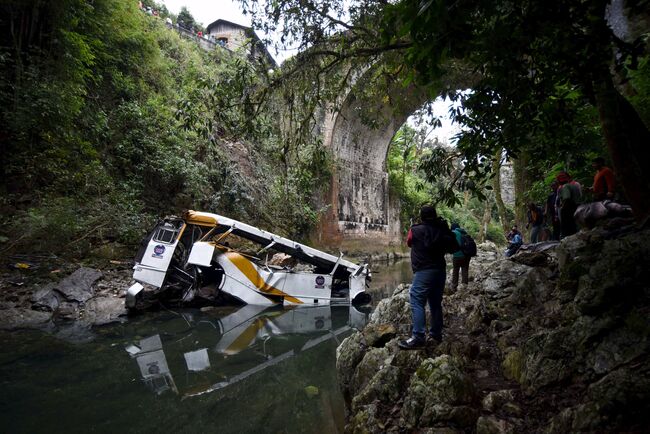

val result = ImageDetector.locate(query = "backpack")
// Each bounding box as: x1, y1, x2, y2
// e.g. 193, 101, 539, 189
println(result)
459, 230, 477, 257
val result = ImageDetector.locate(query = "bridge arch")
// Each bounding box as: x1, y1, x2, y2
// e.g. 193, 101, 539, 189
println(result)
315, 63, 472, 251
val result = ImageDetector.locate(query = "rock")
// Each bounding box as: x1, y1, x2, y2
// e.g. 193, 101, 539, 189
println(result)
583, 366, 650, 430
351, 347, 391, 394
54, 267, 102, 303
0, 308, 52, 330
351, 364, 402, 411
267, 253, 296, 267
31, 284, 60, 312
502, 350, 524, 383
56, 302, 79, 321
478, 241, 498, 252
337, 331, 367, 402
362, 323, 396, 348
369, 285, 410, 327
476, 416, 516, 434
482, 389, 516, 412
511, 241, 558, 267
401, 355, 475, 427
82, 296, 127, 325
502, 402, 522, 416
482, 262, 532, 299
347, 403, 385, 434
420, 404, 478, 429
510, 251, 551, 267
420, 429, 461, 434
338, 227, 650, 433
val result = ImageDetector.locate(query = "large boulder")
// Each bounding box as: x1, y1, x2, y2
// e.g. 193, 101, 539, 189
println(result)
31, 284, 60, 312
53, 267, 102, 303
337, 331, 367, 402
82, 296, 127, 326
351, 347, 391, 394
0, 308, 52, 330
400, 355, 476, 428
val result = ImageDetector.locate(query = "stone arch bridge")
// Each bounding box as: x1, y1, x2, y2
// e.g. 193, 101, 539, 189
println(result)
314, 63, 471, 251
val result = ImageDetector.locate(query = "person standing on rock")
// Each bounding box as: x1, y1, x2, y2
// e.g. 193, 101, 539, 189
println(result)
556, 171, 582, 238
399, 205, 459, 350
450, 223, 471, 291
526, 202, 544, 243
545, 181, 561, 241
588, 156, 616, 201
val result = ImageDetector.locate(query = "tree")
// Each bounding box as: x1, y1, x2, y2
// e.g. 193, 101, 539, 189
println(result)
241, 0, 650, 221
176, 6, 196, 31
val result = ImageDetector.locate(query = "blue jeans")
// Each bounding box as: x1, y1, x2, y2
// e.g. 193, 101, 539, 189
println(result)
409, 268, 446, 341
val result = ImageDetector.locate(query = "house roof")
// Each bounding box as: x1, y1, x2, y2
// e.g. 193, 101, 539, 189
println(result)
206, 18, 251, 33
206, 19, 277, 66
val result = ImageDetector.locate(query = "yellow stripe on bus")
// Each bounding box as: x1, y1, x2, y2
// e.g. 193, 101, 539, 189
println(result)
224, 252, 303, 304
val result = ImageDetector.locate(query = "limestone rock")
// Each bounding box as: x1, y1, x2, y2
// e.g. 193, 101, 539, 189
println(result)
482, 389, 516, 412
351, 347, 391, 394
347, 403, 385, 434
362, 323, 396, 348
337, 331, 367, 401
82, 296, 127, 325
476, 416, 516, 434
31, 284, 60, 312
0, 308, 52, 330
338, 227, 650, 433
401, 355, 475, 427
53, 267, 102, 303
369, 285, 410, 327
502, 350, 524, 383
351, 364, 402, 411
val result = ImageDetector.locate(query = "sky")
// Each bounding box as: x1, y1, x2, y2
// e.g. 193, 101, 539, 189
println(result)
159, 0, 460, 143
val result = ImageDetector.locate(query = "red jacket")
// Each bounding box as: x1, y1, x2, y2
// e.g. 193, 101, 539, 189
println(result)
593, 167, 615, 199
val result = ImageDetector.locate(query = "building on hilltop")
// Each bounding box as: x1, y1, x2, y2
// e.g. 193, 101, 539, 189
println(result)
205, 19, 277, 68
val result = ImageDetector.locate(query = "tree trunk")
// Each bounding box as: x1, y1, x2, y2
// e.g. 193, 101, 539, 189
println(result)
492, 148, 509, 233
477, 194, 492, 243
593, 73, 650, 223
513, 151, 531, 230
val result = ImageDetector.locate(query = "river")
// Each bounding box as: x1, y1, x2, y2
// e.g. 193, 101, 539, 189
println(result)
0, 260, 412, 433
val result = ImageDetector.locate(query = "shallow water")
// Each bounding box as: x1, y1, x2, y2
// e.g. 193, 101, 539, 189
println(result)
0, 261, 412, 433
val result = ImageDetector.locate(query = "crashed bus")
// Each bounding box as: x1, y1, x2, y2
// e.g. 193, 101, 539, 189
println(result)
126, 210, 371, 310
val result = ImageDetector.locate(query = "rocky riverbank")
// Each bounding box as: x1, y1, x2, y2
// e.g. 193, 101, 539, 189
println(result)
336, 225, 650, 433
0, 259, 131, 341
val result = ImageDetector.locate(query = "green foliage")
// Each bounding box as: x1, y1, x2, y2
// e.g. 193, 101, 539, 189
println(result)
244, 0, 650, 221
0, 0, 328, 256
387, 123, 508, 244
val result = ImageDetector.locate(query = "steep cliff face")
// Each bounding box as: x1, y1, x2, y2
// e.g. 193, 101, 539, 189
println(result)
336, 225, 650, 433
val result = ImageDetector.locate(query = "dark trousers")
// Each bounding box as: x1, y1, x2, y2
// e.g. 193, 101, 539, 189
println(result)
560, 202, 578, 238
552, 219, 561, 241
452, 256, 470, 289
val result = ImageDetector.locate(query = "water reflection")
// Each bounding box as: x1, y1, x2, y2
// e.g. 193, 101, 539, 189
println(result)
0, 261, 414, 433
126, 304, 370, 398
367, 259, 412, 304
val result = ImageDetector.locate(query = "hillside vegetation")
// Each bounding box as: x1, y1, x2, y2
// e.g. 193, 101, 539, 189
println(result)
0, 0, 330, 257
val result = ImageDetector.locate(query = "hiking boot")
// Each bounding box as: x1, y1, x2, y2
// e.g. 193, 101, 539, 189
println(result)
398, 336, 425, 350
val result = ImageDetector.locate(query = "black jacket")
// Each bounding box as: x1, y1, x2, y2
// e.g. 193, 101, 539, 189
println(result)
407, 218, 459, 272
